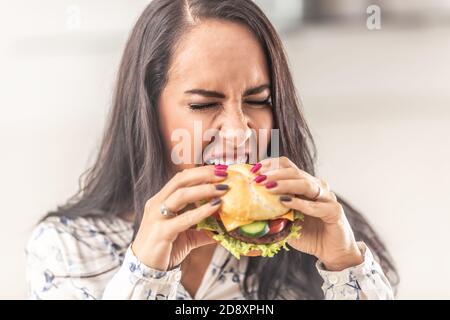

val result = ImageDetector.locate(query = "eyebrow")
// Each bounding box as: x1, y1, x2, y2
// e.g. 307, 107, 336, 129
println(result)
184, 89, 225, 98
184, 84, 270, 98
243, 84, 270, 97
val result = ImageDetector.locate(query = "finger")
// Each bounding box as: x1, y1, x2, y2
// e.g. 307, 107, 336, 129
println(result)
159, 165, 228, 199
258, 156, 293, 173
318, 178, 331, 192
185, 229, 217, 249
254, 167, 310, 183
328, 191, 337, 202
280, 197, 344, 224
168, 198, 222, 233
264, 178, 335, 202
163, 183, 229, 213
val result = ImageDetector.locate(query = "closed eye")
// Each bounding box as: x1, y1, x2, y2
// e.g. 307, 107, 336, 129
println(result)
245, 97, 272, 107
188, 103, 220, 111
188, 97, 272, 111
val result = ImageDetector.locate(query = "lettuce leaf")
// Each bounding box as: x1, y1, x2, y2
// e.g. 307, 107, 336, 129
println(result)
196, 216, 221, 232
294, 210, 305, 221
197, 215, 303, 259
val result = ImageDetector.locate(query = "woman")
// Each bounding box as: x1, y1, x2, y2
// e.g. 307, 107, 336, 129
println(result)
26, 0, 398, 300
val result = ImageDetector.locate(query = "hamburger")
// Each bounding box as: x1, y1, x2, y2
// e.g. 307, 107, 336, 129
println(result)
197, 164, 303, 259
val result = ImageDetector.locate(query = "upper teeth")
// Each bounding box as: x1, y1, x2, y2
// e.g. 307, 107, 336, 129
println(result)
205, 155, 248, 165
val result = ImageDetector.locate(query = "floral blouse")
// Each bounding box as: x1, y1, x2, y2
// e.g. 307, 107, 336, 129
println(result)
25, 216, 394, 300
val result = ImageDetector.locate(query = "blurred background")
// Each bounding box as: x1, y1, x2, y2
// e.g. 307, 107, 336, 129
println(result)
1, 0, 449, 299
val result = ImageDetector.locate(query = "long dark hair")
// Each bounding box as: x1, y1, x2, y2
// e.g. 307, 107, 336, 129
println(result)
47, 0, 399, 299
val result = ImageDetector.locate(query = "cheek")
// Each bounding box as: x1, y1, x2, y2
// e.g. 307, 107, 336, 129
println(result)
248, 108, 273, 132
158, 105, 177, 150
247, 108, 273, 156
159, 102, 214, 170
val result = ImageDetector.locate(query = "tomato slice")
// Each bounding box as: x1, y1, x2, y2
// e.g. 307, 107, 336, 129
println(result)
268, 218, 288, 235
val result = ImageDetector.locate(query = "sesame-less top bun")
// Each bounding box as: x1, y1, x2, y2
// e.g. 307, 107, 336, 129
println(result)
220, 164, 290, 221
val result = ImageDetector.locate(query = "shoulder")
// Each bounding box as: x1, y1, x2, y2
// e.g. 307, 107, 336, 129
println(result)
26, 215, 134, 277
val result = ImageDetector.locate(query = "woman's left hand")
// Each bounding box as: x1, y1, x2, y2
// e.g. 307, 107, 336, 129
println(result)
256, 157, 364, 271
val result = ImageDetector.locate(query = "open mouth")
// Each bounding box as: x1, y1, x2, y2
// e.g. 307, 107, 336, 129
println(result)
203, 153, 250, 165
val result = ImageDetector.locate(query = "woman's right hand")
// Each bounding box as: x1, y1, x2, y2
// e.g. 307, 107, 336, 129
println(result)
131, 165, 229, 271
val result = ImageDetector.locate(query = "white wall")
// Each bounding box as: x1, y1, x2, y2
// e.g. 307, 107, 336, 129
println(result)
1, 1, 449, 298
0, 0, 150, 299
283, 25, 450, 299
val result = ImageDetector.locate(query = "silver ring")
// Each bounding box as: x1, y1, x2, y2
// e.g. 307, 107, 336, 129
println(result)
160, 203, 176, 218
312, 184, 323, 201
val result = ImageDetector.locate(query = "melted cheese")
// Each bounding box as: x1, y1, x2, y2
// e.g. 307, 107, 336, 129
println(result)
277, 210, 294, 221
219, 210, 294, 232
219, 212, 253, 232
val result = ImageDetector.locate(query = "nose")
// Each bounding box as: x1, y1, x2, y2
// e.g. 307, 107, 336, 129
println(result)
218, 107, 252, 148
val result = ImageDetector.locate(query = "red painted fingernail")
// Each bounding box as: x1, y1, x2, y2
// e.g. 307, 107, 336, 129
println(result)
250, 163, 262, 173
254, 175, 267, 183
214, 164, 228, 170
214, 170, 228, 177
265, 181, 277, 189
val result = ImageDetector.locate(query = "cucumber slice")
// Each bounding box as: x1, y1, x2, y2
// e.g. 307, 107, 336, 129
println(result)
239, 221, 269, 238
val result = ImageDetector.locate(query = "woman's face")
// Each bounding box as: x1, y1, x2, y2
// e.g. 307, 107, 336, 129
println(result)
159, 19, 273, 172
